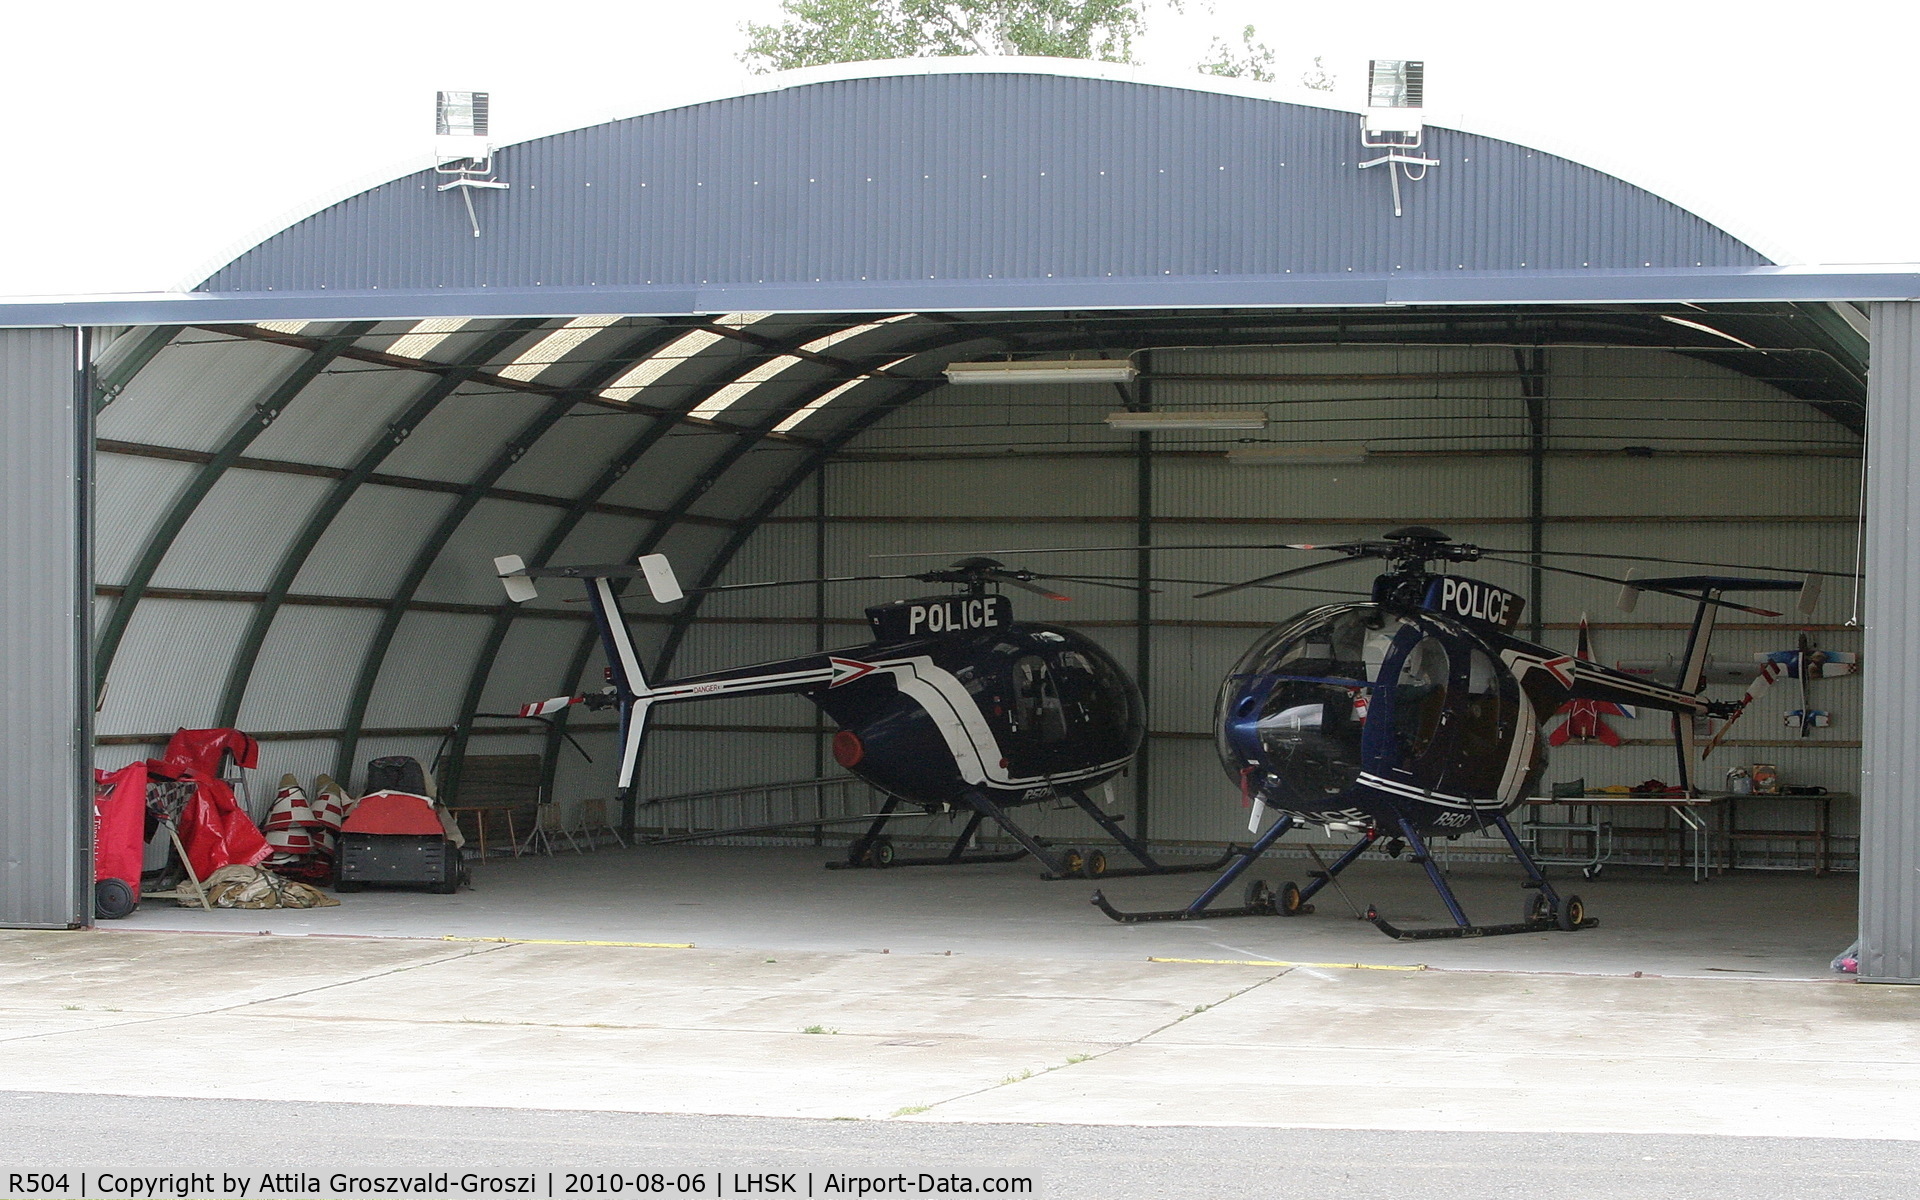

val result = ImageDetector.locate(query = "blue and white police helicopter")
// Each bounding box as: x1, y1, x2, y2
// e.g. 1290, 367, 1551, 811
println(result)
891, 527, 1827, 939
1087, 527, 1824, 938
494, 553, 1225, 880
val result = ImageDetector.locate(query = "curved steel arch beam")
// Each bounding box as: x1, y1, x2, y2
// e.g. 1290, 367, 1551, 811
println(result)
213, 326, 535, 728
439, 320, 906, 798
329, 321, 707, 783
93, 326, 184, 414
93, 323, 377, 701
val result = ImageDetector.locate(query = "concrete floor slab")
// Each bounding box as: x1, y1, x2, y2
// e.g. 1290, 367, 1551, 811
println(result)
113, 844, 1860, 980
2, 926, 1916, 1140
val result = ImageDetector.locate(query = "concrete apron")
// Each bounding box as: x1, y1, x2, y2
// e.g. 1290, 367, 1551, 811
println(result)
2, 926, 1915, 1140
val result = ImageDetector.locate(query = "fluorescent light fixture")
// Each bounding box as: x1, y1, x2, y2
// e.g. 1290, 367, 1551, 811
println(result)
1658, 314, 1759, 349
1105, 410, 1268, 431
945, 359, 1137, 385
1225, 446, 1370, 466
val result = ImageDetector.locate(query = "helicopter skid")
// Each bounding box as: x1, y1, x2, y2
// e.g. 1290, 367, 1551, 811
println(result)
1089, 889, 1273, 923
1365, 908, 1599, 940
1049, 846, 1240, 882
827, 847, 1032, 870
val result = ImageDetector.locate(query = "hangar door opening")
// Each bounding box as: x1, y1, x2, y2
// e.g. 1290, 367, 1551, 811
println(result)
83, 301, 1866, 933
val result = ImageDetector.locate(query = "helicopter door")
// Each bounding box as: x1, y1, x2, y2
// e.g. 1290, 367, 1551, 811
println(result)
1369, 629, 1453, 780
1439, 645, 1522, 802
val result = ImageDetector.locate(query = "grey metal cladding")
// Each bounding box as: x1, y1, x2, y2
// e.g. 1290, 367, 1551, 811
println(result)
202, 73, 1766, 295
1861, 300, 1920, 983
0, 328, 89, 929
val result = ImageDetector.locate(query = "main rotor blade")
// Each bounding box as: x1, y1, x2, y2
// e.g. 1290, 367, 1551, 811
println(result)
1474, 546, 1861, 581
1034, 573, 1162, 595
991, 572, 1072, 602
1042, 572, 1373, 598
869, 542, 1364, 559
1475, 556, 1785, 617
1194, 557, 1361, 600
681, 572, 925, 595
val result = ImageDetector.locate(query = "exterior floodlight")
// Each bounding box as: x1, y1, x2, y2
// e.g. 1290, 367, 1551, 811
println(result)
1367, 60, 1424, 111
945, 360, 1137, 385
435, 89, 508, 237
1224, 446, 1369, 466
1359, 59, 1436, 217
1104, 411, 1267, 431
436, 90, 490, 140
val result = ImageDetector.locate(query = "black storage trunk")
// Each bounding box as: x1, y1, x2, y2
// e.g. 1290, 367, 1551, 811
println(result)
336, 833, 462, 893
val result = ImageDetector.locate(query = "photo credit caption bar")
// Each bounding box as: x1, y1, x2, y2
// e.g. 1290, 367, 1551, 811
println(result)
3, 1172, 1041, 1198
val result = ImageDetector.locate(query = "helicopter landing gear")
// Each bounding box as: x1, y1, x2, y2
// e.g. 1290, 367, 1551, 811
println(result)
1093, 819, 1378, 923
1278, 880, 1311, 916
1364, 814, 1599, 940
1039, 790, 1237, 881
829, 798, 1034, 871
1092, 814, 1302, 922
1243, 879, 1275, 914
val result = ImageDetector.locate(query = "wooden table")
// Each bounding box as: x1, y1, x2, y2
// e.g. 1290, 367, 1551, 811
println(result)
444, 804, 521, 859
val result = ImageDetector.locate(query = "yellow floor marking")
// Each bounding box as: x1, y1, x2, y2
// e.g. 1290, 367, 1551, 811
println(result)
443, 936, 695, 949
1149, 956, 1424, 971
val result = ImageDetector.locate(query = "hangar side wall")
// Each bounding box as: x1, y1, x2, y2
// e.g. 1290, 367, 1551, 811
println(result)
666, 343, 1865, 862
1, 328, 90, 928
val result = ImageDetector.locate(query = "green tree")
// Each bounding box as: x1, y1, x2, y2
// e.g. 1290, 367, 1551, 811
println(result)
741, 0, 1153, 73
1197, 24, 1275, 82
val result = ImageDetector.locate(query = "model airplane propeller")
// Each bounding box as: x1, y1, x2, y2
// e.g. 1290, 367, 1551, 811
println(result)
893, 527, 1839, 939
495, 553, 1223, 880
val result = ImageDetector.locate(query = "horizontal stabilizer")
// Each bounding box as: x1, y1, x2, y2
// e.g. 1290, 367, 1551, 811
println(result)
494, 554, 539, 603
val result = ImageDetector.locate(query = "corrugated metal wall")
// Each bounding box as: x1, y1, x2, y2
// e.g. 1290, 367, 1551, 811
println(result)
1, 328, 89, 928
662, 341, 1865, 859
1861, 302, 1919, 982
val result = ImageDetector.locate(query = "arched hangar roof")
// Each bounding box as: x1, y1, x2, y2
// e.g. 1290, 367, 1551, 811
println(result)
205, 62, 1769, 311
90, 64, 1866, 794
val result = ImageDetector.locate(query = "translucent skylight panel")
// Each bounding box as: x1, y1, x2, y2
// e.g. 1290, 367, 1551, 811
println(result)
689, 355, 804, 419
773, 356, 913, 433
385, 317, 471, 361
597, 313, 776, 404
498, 315, 622, 381
254, 320, 310, 334
797, 313, 916, 355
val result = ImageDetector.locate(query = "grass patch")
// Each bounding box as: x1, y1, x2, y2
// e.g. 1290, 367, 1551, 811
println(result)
802, 1025, 839, 1035
892, 1105, 932, 1117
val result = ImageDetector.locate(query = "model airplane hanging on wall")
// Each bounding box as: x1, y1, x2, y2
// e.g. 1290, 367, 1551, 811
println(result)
494, 553, 1226, 881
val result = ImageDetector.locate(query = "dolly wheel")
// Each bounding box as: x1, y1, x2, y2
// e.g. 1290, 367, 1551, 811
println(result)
1081, 849, 1108, 880
1526, 892, 1552, 923
94, 878, 136, 920
870, 837, 896, 868
1060, 846, 1086, 876
1279, 880, 1307, 917
1556, 893, 1586, 932
1244, 878, 1274, 913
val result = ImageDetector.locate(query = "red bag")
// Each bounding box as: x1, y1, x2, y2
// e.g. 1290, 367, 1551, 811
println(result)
169, 769, 271, 880
159, 728, 259, 777
93, 763, 151, 912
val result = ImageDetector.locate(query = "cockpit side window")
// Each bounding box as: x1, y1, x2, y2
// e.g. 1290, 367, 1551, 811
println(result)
1011, 655, 1070, 743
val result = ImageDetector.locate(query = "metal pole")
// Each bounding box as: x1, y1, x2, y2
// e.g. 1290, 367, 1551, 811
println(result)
1519, 346, 1548, 643
1132, 351, 1154, 844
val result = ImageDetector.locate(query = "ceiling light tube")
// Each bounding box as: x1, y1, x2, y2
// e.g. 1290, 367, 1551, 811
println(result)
1225, 446, 1370, 466
1105, 410, 1268, 431
945, 359, 1138, 385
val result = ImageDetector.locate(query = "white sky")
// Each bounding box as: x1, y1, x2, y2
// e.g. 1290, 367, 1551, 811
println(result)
2, 0, 1913, 298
